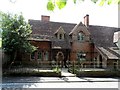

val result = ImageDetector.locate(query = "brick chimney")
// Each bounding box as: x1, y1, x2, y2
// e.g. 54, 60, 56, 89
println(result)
84, 14, 89, 27
41, 15, 50, 22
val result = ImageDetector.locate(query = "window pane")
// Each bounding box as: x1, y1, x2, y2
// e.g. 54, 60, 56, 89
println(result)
31, 51, 35, 59
77, 52, 86, 61
38, 51, 42, 60
59, 34, 62, 39
78, 32, 85, 41
44, 51, 49, 60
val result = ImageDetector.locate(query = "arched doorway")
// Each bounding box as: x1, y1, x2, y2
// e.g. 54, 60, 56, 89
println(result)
56, 51, 64, 67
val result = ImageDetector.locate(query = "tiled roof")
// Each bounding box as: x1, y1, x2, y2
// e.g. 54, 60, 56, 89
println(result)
29, 20, 76, 36
98, 47, 119, 60
97, 47, 120, 60
52, 40, 71, 49
89, 25, 120, 47
29, 19, 76, 49
29, 19, 120, 48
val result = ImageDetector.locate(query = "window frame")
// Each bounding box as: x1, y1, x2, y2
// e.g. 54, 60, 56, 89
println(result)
59, 33, 62, 39
44, 51, 49, 61
77, 52, 86, 61
37, 50, 42, 60
30, 51, 36, 60
77, 32, 85, 41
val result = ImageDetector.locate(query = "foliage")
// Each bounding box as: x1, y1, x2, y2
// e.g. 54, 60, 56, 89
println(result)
53, 66, 61, 73
47, 0, 120, 11
0, 38, 1, 48
0, 11, 36, 66
47, 0, 67, 11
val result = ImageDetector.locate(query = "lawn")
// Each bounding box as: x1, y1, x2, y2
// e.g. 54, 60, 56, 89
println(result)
3, 67, 61, 77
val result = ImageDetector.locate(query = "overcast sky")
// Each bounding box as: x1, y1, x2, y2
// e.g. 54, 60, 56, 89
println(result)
0, 0, 119, 28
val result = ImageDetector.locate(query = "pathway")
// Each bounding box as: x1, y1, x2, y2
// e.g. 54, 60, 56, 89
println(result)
61, 68, 76, 77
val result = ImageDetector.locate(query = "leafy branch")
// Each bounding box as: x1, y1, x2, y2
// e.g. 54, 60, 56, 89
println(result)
47, 0, 120, 11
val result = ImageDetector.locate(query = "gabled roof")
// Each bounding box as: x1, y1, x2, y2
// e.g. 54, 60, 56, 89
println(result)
29, 19, 76, 36
89, 25, 120, 47
96, 47, 120, 60
29, 19, 76, 49
54, 26, 66, 34
29, 19, 120, 48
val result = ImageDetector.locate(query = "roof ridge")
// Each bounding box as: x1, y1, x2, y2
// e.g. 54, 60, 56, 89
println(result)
29, 19, 77, 25
89, 25, 120, 29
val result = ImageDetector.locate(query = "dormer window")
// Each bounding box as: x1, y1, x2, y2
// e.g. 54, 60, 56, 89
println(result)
58, 33, 65, 40
59, 33, 62, 39
54, 26, 66, 40
78, 32, 85, 41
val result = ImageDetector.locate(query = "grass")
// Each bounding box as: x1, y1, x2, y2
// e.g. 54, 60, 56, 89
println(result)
3, 67, 61, 77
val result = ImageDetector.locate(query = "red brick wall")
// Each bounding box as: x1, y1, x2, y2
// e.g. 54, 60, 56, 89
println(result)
31, 41, 51, 50
70, 42, 94, 61
22, 41, 51, 64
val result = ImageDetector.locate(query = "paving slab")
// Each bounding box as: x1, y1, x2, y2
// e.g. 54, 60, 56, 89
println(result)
61, 68, 76, 77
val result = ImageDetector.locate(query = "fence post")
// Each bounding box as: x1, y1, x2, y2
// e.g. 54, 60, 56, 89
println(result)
72, 61, 75, 74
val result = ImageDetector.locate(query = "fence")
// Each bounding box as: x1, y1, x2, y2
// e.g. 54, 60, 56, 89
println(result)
3, 60, 119, 74
67, 60, 119, 74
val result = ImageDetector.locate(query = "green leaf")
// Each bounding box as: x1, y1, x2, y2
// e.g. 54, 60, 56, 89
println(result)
56, 0, 67, 9
73, 0, 77, 4
119, 1, 120, 4
107, 0, 112, 5
116, 0, 120, 4
99, 0, 106, 6
91, 0, 98, 3
47, 0, 55, 11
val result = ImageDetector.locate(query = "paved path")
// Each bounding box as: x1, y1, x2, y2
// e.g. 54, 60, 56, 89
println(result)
61, 68, 76, 77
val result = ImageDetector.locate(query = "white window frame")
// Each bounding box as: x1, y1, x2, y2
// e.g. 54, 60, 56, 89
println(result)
78, 32, 85, 41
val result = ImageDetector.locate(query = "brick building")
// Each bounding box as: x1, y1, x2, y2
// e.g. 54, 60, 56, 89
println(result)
22, 15, 120, 69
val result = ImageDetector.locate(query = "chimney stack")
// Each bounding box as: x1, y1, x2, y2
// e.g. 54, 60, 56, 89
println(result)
84, 14, 89, 27
41, 15, 50, 22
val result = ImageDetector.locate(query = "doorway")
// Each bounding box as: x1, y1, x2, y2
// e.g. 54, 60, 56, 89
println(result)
56, 51, 64, 67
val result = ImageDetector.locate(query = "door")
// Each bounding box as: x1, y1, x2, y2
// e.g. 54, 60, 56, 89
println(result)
56, 51, 64, 67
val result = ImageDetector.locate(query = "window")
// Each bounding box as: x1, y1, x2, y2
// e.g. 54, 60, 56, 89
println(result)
69, 35, 72, 39
78, 32, 85, 41
31, 51, 36, 60
38, 51, 42, 60
59, 34, 62, 39
77, 52, 86, 61
44, 51, 49, 60
57, 33, 65, 40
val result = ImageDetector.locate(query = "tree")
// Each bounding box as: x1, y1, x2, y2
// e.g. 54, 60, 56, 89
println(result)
47, 0, 120, 11
0, 12, 36, 68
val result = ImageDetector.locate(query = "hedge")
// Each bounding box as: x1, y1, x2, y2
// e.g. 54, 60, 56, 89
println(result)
76, 70, 120, 77
3, 69, 61, 77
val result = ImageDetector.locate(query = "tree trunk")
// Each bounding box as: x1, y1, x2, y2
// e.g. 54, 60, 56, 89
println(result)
9, 50, 17, 69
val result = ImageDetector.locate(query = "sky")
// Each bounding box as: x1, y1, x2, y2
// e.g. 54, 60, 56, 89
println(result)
0, 0, 119, 28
